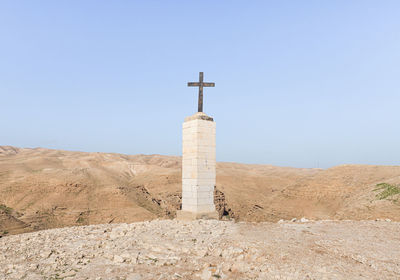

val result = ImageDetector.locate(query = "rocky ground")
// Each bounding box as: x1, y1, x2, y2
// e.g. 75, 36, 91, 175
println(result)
1, 219, 399, 279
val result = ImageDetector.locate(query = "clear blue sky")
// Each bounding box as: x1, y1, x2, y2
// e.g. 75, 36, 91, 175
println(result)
1, 1, 399, 168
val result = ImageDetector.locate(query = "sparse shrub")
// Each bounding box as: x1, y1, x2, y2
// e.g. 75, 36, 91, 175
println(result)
0, 204, 13, 215
373, 183, 400, 200
76, 216, 84, 223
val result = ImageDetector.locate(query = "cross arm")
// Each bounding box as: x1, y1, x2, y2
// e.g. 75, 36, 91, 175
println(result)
187, 82, 200, 87
202, 82, 215, 87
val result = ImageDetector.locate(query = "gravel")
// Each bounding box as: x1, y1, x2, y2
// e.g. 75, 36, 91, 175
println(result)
1, 219, 399, 279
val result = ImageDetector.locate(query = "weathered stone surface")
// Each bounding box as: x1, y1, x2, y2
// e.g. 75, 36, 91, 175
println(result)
0, 220, 399, 279
184, 112, 214, 122
181, 112, 218, 218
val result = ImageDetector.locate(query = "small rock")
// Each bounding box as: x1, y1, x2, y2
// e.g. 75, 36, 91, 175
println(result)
113, 255, 124, 263
59, 270, 76, 278
110, 231, 120, 239
300, 217, 309, 223
200, 268, 212, 280
126, 273, 142, 280
195, 249, 208, 257
385, 219, 392, 222
105, 268, 113, 273
291, 218, 297, 222
121, 252, 131, 262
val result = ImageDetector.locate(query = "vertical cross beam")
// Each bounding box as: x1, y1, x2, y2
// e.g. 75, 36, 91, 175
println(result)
198, 72, 204, 112
187, 72, 215, 113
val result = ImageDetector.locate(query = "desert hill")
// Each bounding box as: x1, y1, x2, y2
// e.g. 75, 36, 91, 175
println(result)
1, 145, 399, 235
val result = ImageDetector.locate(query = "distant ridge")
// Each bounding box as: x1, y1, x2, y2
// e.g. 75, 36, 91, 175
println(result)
0, 145, 399, 236
0, 146, 21, 156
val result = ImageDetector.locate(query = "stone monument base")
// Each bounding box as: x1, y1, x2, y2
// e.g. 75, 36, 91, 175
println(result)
176, 210, 219, 221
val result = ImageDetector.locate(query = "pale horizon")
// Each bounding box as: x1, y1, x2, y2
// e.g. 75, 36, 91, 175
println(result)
1, 1, 400, 168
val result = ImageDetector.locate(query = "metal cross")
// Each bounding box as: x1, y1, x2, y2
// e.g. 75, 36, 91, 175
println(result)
187, 72, 215, 112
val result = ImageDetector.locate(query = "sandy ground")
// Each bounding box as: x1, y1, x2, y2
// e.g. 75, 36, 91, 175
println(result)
1, 219, 399, 279
1, 146, 400, 236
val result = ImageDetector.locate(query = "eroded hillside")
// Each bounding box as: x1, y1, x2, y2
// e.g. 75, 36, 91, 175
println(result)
1, 146, 399, 235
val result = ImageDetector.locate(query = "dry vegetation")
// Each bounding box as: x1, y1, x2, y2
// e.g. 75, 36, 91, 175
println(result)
1, 145, 399, 236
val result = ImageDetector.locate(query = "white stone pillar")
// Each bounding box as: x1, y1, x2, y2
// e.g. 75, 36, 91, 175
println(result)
177, 112, 218, 220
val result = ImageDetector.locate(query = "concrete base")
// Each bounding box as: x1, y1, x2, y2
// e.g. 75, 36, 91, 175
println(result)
176, 210, 219, 221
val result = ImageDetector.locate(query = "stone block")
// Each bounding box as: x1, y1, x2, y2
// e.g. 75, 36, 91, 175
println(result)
181, 205, 197, 212
195, 204, 216, 212
197, 196, 214, 205
181, 178, 215, 187
197, 191, 214, 199
181, 112, 217, 220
